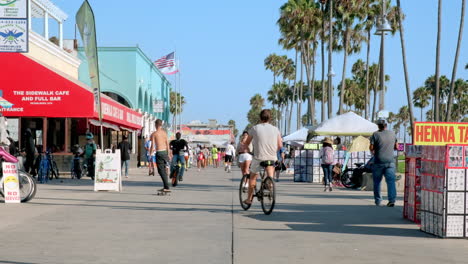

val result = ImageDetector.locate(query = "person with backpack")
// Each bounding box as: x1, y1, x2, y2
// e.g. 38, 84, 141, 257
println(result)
320, 137, 335, 192
118, 135, 132, 178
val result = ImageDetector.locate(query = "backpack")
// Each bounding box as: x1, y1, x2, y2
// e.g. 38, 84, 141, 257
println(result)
323, 146, 334, 164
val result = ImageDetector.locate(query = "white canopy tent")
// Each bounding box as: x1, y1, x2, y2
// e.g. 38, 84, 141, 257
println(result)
309, 112, 378, 137
283, 127, 309, 142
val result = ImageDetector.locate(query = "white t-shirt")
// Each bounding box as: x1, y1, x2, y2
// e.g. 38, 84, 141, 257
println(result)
249, 123, 280, 161
226, 144, 236, 156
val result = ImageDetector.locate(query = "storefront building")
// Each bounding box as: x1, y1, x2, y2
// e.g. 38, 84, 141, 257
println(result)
0, 0, 143, 170
78, 47, 172, 165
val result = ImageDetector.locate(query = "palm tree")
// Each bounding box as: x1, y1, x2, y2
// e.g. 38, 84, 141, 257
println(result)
446, 0, 466, 121
397, 105, 410, 144
247, 94, 265, 128
334, 0, 367, 115
264, 54, 282, 86
170, 91, 186, 129
396, 0, 415, 134
434, 0, 442, 121
412, 87, 431, 121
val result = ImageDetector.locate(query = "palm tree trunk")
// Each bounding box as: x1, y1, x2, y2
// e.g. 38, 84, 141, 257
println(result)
289, 49, 298, 134
446, 0, 465, 121
434, 0, 442, 121
327, 0, 333, 119
304, 43, 312, 125
397, 0, 416, 136
321, 3, 326, 123
339, 29, 349, 115
297, 45, 304, 130
365, 30, 371, 120
309, 44, 317, 125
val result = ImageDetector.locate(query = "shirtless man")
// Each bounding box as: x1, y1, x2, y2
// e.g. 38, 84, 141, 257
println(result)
150, 119, 172, 192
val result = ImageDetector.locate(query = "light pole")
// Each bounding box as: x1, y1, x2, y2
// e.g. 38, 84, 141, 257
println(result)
375, 0, 392, 112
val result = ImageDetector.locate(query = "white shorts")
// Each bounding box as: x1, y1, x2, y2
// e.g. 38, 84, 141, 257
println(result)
238, 153, 253, 163
250, 158, 276, 174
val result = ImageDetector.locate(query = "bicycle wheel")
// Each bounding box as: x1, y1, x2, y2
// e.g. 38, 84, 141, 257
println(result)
341, 169, 355, 188
239, 174, 251, 211
18, 171, 37, 202
171, 167, 179, 187
260, 177, 276, 215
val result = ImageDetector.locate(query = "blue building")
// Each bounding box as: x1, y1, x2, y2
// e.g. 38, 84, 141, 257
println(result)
78, 47, 172, 138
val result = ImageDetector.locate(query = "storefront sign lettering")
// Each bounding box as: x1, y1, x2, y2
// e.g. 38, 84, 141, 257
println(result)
414, 122, 468, 146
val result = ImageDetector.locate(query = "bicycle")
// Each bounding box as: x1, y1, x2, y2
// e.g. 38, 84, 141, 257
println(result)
239, 161, 276, 215
0, 148, 37, 203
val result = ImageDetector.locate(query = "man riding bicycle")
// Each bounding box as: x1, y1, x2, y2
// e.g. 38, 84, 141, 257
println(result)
242, 109, 283, 205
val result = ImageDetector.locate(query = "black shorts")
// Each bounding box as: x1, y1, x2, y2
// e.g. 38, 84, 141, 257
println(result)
225, 155, 233, 163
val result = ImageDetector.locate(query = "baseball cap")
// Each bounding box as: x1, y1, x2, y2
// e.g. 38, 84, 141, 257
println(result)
376, 119, 387, 125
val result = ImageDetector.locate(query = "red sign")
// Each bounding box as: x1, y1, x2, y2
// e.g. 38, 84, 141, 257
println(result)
0, 53, 94, 118
95, 97, 142, 130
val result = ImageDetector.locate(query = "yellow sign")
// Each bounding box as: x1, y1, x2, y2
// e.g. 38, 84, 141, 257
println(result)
414, 122, 468, 146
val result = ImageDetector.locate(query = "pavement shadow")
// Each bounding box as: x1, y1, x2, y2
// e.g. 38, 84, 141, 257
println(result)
243, 203, 427, 238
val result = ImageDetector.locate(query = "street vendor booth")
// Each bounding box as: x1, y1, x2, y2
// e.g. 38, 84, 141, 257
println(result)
404, 122, 468, 238
293, 112, 377, 183
0, 53, 142, 170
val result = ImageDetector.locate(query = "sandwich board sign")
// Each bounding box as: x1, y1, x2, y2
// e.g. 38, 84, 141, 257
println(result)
94, 149, 122, 192
2, 162, 20, 203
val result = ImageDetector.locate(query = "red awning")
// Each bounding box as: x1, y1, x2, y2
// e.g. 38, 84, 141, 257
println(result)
0, 53, 94, 118
0, 53, 142, 130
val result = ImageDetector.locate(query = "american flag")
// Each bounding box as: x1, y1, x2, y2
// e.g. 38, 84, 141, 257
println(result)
154, 52, 179, 75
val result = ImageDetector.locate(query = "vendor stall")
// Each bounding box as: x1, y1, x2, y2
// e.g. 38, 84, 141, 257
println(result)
293, 112, 377, 183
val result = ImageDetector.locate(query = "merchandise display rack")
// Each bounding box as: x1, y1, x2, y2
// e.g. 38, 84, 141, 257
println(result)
294, 149, 372, 183
419, 144, 468, 238
403, 145, 422, 223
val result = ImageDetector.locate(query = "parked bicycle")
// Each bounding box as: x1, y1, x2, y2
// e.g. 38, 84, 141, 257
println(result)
0, 147, 36, 203
239, 161, 276, 215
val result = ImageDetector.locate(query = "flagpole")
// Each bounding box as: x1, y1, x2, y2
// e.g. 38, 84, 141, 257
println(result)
178, 58, 181, 132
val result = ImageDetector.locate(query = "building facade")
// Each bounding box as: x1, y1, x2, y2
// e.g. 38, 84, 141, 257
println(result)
182, 120, 234, 147
78, 47, 172, 139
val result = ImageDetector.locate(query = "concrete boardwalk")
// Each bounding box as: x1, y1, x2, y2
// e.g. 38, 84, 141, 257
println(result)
1, 166, 468, 264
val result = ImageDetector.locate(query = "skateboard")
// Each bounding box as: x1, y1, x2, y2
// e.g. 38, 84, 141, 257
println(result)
157, 190, 171, 196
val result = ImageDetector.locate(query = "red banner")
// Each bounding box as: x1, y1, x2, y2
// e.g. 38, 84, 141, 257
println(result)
0, 53, 94, 118
96, 97, 142, 130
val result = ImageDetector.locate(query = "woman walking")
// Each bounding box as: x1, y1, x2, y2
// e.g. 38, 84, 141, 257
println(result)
320, 137, 335, 192
211, 145, 219, 168
237, 131, 253, 188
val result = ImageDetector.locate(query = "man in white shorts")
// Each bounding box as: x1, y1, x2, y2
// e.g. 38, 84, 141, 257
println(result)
243, 109, 282, 205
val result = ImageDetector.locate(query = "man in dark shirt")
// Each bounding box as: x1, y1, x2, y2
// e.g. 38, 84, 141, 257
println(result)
169, 132, 188, 181
118, 135, 132, 178
370, 119, 398, 207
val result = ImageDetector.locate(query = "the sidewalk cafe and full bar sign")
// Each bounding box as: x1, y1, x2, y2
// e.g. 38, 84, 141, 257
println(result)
0, 52, 142, 154
414, 122, 468, 146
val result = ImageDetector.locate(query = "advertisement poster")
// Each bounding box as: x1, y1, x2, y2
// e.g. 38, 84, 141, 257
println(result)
2, 162, 20, 203
0, 0, 27, 18
414, 122, 468, 146
0, 19, 27, 53
94, 149, 121, 192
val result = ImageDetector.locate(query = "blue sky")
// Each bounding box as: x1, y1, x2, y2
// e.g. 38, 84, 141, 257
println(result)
52, 0, 467, 133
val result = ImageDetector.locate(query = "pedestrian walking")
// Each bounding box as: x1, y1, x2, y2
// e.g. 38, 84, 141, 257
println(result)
118, 135, 132, 178
144, 136, 154, 175
150, 119, 171, 193
224, 141, 236, 173
23, 128, 35, 174
320, 137, 335, 192
202, 146, 210, 169
275, 146, 286, 182
83, 132, 97, 180
370, 119, 398, 207
211, 145, 219, 168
